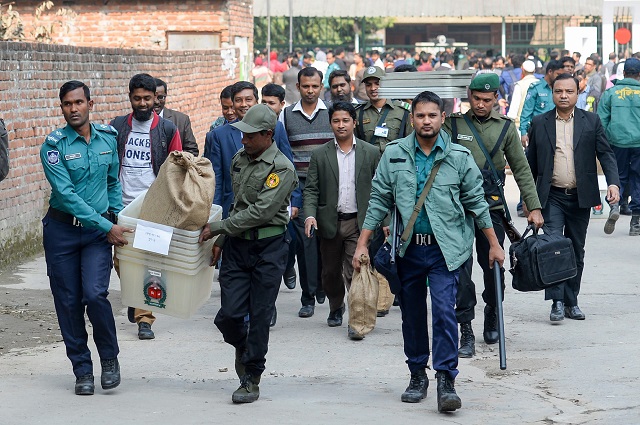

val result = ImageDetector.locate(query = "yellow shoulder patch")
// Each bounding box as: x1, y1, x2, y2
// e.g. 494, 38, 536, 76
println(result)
265, 173, 280, 188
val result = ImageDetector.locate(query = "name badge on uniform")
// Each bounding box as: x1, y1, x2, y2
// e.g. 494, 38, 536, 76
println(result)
539, 93, 548, 97
362, 118, 371, 125
374, 126, 389, 138
65, 153, 82, 160
457, 134, 473, 141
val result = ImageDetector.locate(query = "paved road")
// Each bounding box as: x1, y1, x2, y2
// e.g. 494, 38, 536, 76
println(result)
1, 176, 638, 425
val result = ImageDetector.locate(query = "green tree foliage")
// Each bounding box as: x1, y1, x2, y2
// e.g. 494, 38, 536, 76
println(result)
254, 16, 394, 51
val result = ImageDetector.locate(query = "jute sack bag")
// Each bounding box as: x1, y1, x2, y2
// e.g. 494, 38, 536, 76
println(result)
375, 271, 394, 312
348, 254, 379, 337
139, 151, 215, 231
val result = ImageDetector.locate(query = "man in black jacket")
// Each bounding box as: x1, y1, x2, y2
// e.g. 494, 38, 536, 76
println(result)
527, 74, 619, 322
111, 73, 183, 339
153, 78, 199, 156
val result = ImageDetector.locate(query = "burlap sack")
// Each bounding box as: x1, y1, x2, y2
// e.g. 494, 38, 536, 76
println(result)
139, 151, 215, 231
375, 271, 394, 312
348, 254, 379, 336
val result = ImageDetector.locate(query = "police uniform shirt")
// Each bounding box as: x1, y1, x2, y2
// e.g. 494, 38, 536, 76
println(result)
356, 99, 412, 150
208, 140, 298, 236
40, 123, 122, 233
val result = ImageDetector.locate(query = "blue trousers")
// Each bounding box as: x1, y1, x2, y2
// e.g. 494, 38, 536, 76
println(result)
397, 243, 459, 380
42, 214, 119, 378
612, 145, 640, 213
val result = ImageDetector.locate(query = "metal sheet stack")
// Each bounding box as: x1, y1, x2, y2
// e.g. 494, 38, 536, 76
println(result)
377, 70, 475, 99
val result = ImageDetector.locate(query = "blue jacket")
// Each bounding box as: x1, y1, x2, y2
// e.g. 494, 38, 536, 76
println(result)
363, 130, 492, 271
203, 120, 301, 217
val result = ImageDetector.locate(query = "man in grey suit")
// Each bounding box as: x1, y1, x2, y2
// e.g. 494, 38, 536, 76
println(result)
154, 78, 199, 155
303, 101, 381, 336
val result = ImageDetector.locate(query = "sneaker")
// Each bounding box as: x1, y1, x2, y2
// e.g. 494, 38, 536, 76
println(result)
232, 374, 260, 403
604, 204, 620, 234
138, 322, 155, 340
401, 369, 429, 403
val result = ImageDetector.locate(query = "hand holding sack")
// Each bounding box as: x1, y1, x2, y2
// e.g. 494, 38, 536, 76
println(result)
348, 254, 379, 337
139, 151, 215, 230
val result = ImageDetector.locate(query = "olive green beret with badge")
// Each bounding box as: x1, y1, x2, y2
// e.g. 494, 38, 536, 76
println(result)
469, 73, 500, 92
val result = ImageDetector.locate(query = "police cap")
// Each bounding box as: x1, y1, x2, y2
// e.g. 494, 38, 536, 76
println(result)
469, 73, 500, 92
230, 104, 277, 133
361, 66, 385, 83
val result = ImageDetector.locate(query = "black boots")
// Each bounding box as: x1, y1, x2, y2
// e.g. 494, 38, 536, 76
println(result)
75, 374, 94, 395
630, 215, 640, 236
401, 369, 429, 403
458, 322, 475, 358
100, 358, 120, 390
483, 305, 499, 344
436, 371, 462, 412
232, 374, 260, 403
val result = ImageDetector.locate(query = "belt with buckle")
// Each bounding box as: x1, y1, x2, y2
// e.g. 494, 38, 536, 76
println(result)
337, 212, 357, 221
239, 225, 287, 241
551, 186, 578, 196
414, 233, 438, 246
48, 207, 112, 227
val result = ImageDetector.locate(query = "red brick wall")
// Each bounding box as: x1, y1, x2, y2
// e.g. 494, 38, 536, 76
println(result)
0, 41, 240, 268
12, 0, 253, 51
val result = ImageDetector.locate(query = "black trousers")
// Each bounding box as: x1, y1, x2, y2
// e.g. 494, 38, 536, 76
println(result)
542, 189, 590, 306
214, 233, 289, 377
456, 209, 506, 323
291, 177, 323, 306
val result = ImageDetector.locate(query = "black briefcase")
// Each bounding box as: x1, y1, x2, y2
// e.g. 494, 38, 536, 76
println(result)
509, 225, 577, 292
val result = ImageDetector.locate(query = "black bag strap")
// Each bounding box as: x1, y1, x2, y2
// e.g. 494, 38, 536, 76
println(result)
357, 106, 365, 140
451, 116, 458, 142
462, 114, 513, 222
399, 108, 409, 138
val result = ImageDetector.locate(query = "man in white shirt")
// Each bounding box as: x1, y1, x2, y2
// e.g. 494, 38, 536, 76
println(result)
302, 102, 380, 336
507, 60, 540, 128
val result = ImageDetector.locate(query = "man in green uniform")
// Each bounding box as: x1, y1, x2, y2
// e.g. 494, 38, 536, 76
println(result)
355, 66, 413, 152
445, 73, 544, 358
199, 104, 297, 404
40, 80, 131, 395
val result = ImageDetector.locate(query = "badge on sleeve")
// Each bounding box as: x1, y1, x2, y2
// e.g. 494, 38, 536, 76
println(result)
265, 173, 280, 188
47, 150, 60, 165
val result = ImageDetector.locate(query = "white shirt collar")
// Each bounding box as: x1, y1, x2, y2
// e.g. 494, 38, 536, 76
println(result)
334, 135, 357, 152
292, 99, 327, 119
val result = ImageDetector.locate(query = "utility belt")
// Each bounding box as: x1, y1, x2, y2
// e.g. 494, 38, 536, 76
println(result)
413, 233, 438, 246
48, 207, 114, 227
238, 225, 287, 241
337, 212, 357, 221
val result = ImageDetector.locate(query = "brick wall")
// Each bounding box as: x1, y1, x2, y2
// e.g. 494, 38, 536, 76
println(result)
0, 41, 240, 268
12, 0, 253, 51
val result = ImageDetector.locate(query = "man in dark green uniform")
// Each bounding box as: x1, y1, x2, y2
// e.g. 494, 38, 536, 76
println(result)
199, 104, 297, 404
355, 66, 413, 152
444, 73, 544, 358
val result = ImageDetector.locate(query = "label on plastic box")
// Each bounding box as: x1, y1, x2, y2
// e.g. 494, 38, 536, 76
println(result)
133, 220, 174, 256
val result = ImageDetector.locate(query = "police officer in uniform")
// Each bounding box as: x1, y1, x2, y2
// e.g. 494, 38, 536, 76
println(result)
40, 81, 131, 395
355, 66, 413, 152
199, 104, 297, 404
444, 73, 544, 358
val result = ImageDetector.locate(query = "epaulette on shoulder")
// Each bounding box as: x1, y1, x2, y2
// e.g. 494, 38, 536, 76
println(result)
500, 115, 514, 121
450, 143, 471, 154
394, 100, 412, 111
95, 123, 118, 135
449, 112, 463, 118
45, 128, 66, 146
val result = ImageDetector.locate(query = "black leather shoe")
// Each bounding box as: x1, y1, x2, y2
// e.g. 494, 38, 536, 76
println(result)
550, 301, 565, 322
436, 371, 462, 412
401, 369, 429, 403
75, 374, 94, 396
347, 326, 364, 340
283, 268, 296, 289
270, 307, 277, 327
483, 305, 499, 344
377, 309, 389, 317
564, 305, 585, 320
327, 304, 345, 327
138, 322, 155, 340
393, 295, 400, 306
100, 358, 120, 390
458, 322, 475, 358
298, 305, 315, 318
316, 291, 326, 304
127, 307, 135, 323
